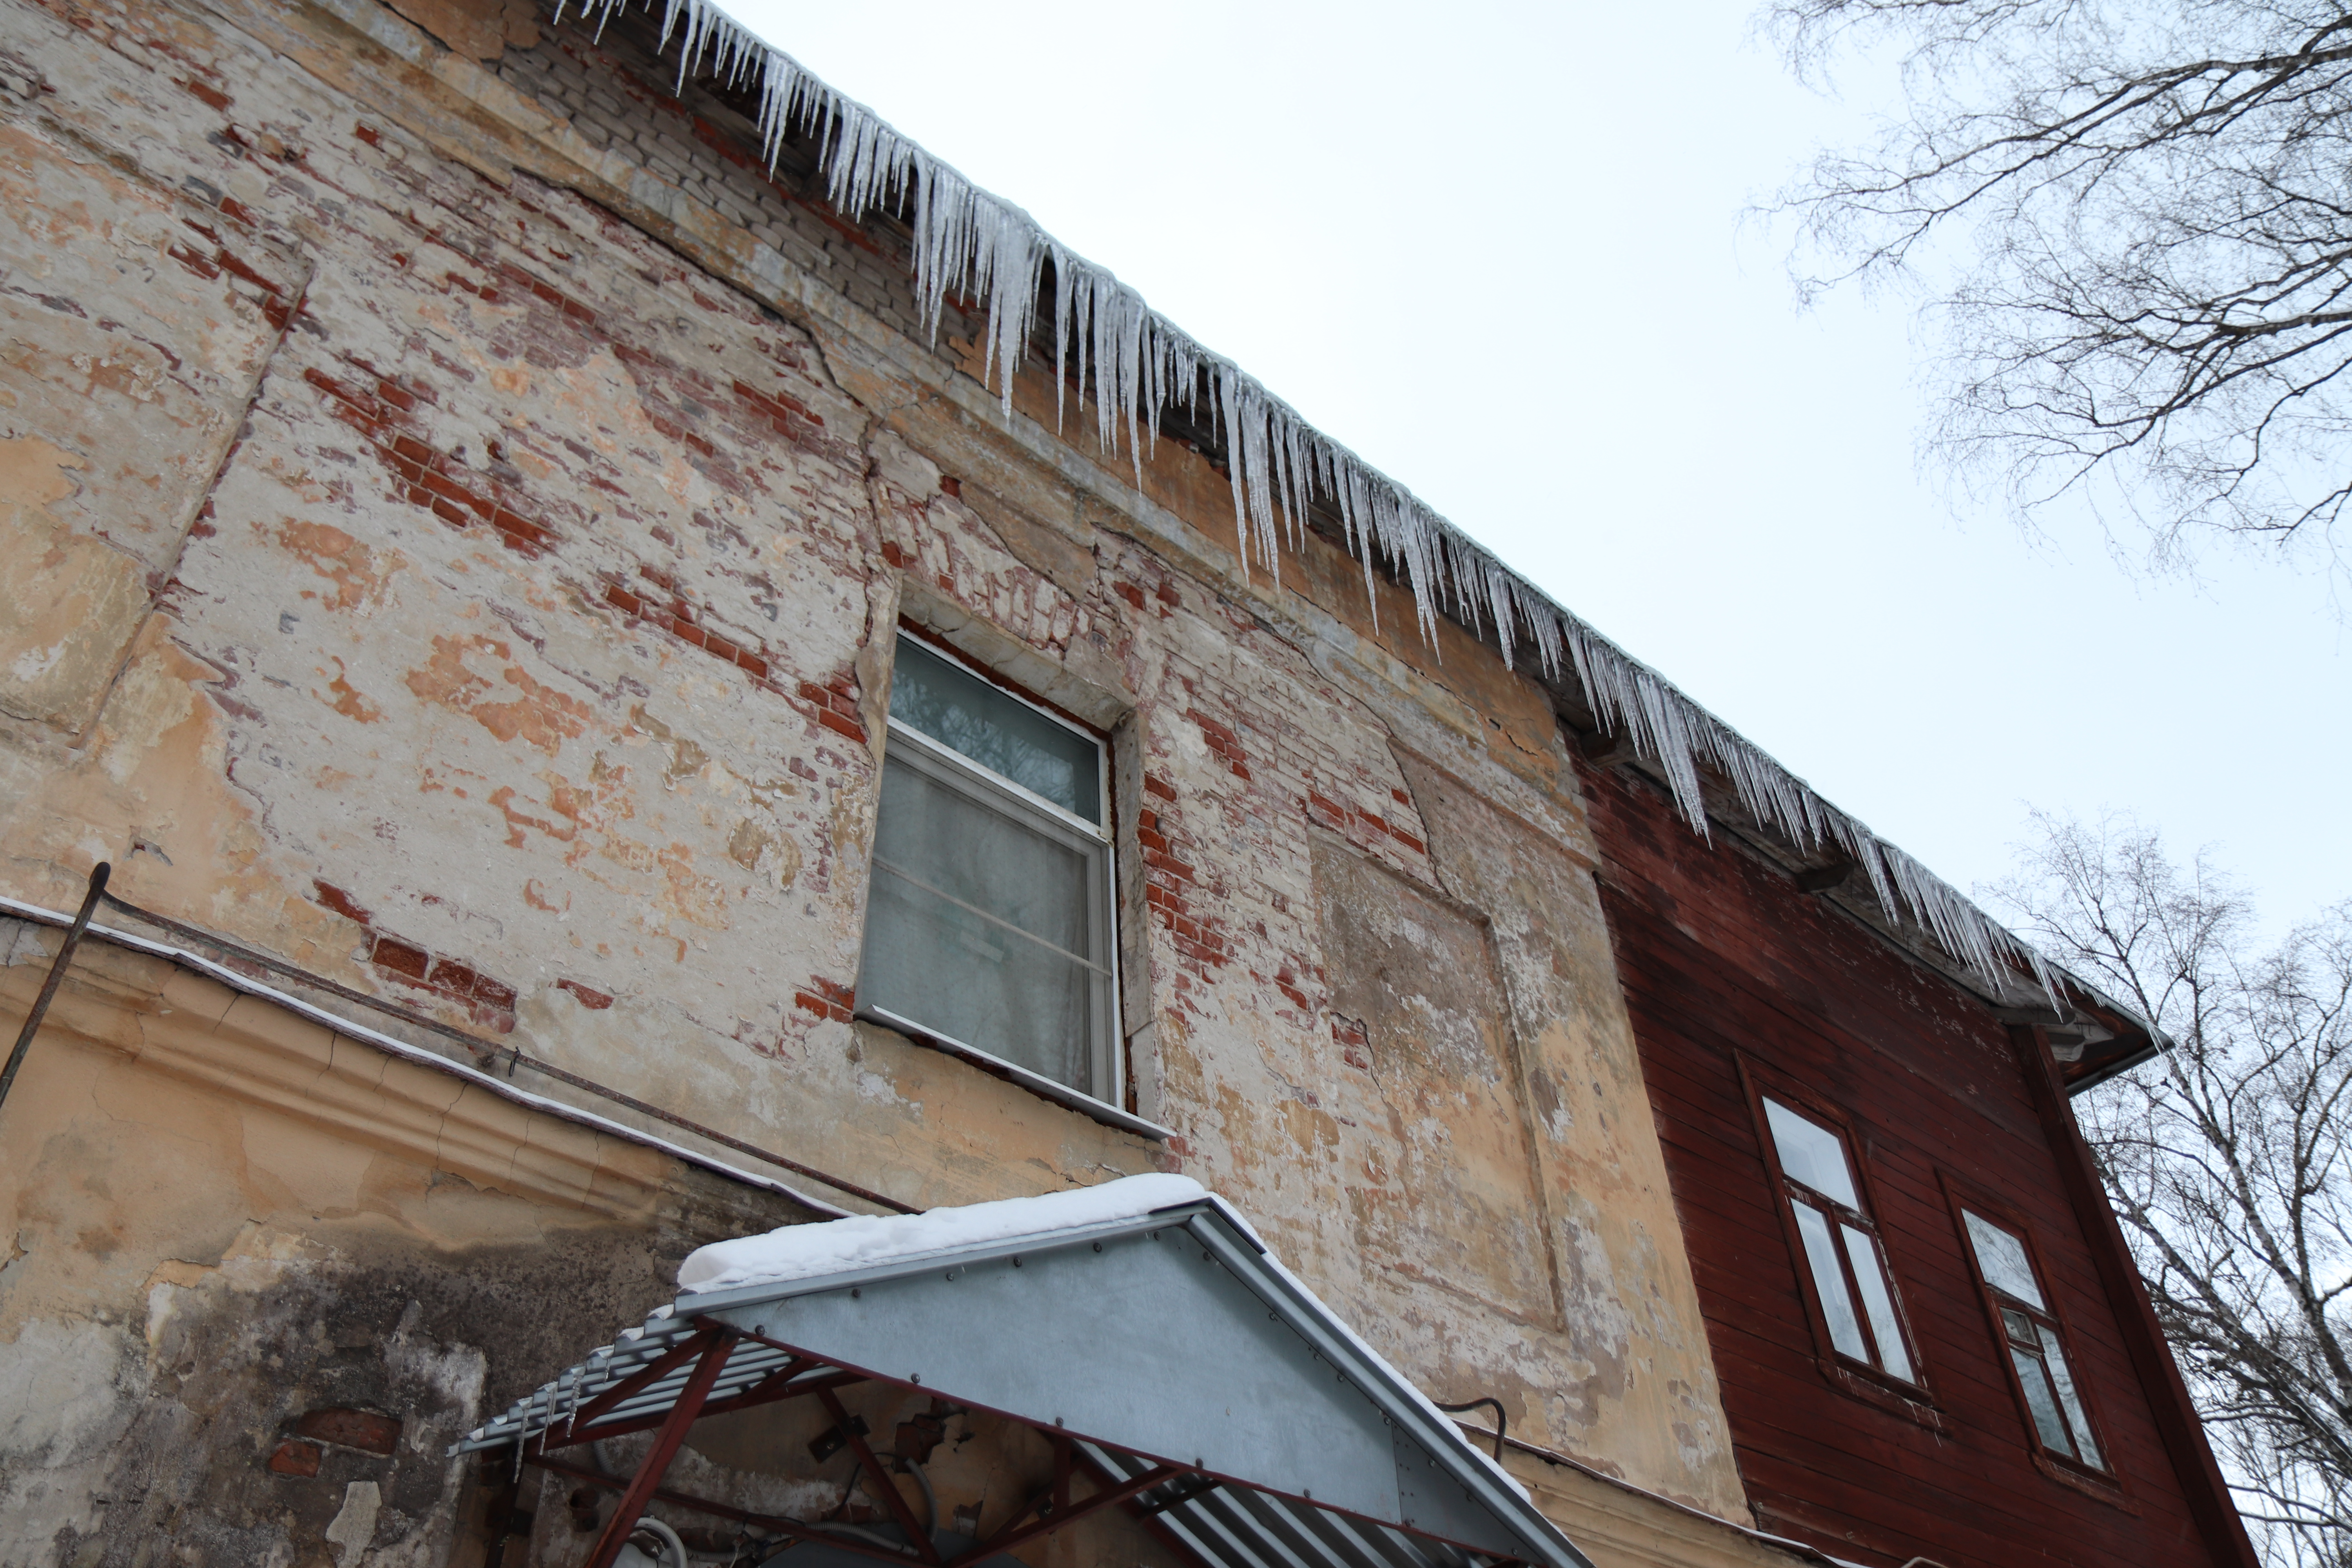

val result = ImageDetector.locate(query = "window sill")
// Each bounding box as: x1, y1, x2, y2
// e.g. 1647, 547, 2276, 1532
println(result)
1817, 1358, 1947, 1434
2030, 1448, 2136, 1512
856, 1006, 1173, 1142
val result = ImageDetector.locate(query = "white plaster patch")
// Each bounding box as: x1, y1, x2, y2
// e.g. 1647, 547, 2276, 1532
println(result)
0, 1316, 143, 1467
0, 1317, 146, 1559
324, 1479, 382, 1566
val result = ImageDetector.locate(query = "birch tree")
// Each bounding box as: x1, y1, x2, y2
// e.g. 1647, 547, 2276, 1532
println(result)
1772, 0, 2352, 566
1992, 816, 2352, 1563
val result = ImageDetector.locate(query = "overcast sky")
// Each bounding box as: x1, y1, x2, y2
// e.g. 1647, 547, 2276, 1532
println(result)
723, 0, 2348, 933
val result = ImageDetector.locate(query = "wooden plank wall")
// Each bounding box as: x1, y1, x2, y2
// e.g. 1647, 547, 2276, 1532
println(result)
1577, 759, 2230, 1568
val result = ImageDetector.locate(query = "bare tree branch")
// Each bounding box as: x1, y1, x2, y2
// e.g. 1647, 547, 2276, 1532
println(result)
1989, 813, 2352, 1565
1773, 0, 2352, 566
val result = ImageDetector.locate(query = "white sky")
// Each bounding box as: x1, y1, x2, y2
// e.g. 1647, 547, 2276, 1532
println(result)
723, 0, 2348, 931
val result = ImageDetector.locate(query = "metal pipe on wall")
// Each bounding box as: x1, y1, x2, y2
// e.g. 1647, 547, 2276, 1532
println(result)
0, 861, 109, 1127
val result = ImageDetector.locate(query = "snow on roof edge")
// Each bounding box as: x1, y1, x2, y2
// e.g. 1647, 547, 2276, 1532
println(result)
676, 1172, 1206, 1292
551, 0, 2057, 1005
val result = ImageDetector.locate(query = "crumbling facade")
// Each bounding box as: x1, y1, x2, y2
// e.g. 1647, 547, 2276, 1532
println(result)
0, 2, 2253, 1566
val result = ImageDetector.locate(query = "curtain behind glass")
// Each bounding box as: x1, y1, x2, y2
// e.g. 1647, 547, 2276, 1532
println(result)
890, 637, 1100, 821
860, 753, 1108, 1089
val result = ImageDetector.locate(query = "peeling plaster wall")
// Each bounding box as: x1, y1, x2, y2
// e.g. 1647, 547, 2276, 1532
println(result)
0, 924, 830, 1566
0, 0, 1756, 1550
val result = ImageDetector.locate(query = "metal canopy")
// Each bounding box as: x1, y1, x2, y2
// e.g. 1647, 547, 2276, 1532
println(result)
457, 1197, 1592, 1568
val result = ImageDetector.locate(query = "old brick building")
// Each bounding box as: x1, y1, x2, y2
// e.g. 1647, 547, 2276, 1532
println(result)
0, 2, 2255, 1566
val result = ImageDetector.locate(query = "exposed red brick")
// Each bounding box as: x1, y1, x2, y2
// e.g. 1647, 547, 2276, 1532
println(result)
426, 958, 514, 1011
793, 986, 853, 1024
1143, 774, 1176, 803
296, 1408, 402, 1455
1114, 582, 1147, 612
938, 475, 960, 498
488, 509, 556, 551
267, 1439, 321, 1477
166, 243, 222, 281
369, 936, 429, 981
181, 78, 231, 111
880, 541, 913, 569
1274, 967, 1310, 1012
312, 880, 374, 926
557, 978, 615, 1010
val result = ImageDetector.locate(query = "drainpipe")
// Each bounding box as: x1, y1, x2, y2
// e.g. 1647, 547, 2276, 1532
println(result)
0, 862, 110, 1126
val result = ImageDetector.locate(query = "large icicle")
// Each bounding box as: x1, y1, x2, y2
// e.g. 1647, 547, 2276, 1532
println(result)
549, 0, 2058, 1006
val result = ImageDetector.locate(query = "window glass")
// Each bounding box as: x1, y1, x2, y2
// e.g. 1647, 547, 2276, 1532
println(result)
859, 640, 1116, 1098
861, 754, 1110, 1087
1964, 1210, 2047, 1308
1793, 1201, 1868, 1360
2010, 1345, 2078, 1456
1760, 1091, 1919, 1387
889, 635, 1100, 821
1845, 1223, 1915, 1383
1765, 1098, 1860, 1209
2042, 1331, 2104, 1470
1964, 1205, 2108, 1472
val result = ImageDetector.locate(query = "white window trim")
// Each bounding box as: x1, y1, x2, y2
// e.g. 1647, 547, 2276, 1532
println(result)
885, 717, 1110, 844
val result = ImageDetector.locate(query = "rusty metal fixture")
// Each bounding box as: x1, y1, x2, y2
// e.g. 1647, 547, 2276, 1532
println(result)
0, 861, 109, 1126
1434, 1398, 1508, 1463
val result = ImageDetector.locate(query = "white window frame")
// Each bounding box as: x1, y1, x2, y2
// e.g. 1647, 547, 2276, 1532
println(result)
857, 635, 1145, 1132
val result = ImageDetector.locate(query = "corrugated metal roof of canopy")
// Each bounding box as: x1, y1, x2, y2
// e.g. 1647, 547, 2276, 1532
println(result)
555, 0, 2062, 1011
455, 1178, 1593, 1568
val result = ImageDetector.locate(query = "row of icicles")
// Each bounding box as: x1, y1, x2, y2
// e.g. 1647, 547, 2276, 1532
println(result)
556, 0, 2058, 1005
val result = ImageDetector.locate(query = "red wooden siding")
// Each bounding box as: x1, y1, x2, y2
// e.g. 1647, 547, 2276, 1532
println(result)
1577, 758, 2244, 1568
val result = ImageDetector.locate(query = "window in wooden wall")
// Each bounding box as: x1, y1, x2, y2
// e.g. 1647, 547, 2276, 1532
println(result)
1960, 1206, 2111, 1474
1759, 1094, 1920, 1387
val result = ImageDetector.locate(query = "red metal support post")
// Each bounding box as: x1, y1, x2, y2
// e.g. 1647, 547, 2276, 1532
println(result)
582, 1332, 737, 1568
555, 1330, 719, 1445
951, 1463, 1180, 1566
819, 1386, 942, 1565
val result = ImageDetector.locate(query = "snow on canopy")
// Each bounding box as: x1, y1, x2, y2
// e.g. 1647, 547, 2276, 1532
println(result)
551, 0, 2054, 1003
679, 1173, 1210, 1292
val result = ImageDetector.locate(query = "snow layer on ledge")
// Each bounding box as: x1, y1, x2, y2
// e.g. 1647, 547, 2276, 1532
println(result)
678, 1172, 1205, 1292
551, 0, 2053, 1004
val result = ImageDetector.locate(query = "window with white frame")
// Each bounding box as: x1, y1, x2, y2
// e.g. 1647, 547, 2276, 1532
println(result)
856, 633, 1120, 1100
1760, 1095, 1920, 1386
1960, 1207, 2109, 1473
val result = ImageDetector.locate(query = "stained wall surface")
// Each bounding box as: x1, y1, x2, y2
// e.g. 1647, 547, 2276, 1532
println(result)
0, 0, 1756, 1555
0, 922, 832, 1566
